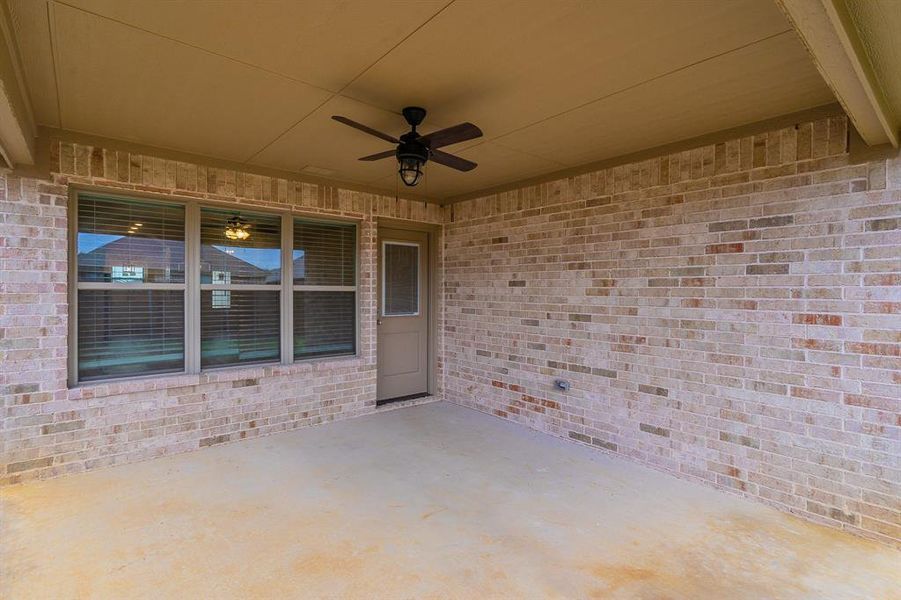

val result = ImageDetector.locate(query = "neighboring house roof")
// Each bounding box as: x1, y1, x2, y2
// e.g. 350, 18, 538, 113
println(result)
78, 236, 277, 282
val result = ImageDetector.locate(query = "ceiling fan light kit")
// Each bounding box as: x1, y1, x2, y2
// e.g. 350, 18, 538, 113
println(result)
331, 106, 483, 187
224, 214, 251, 241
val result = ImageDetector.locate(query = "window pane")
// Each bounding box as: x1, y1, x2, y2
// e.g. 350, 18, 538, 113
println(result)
78, 290, 184, 381
200, 208, 281, 285
294, 291, 355, 359
383, 243, 419, 316
77, 195, 185, 283
293, 220, 355, 286
201, 290, 280, 367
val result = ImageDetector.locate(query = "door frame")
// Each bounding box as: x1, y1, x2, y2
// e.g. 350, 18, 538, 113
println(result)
376, 218, 440, 402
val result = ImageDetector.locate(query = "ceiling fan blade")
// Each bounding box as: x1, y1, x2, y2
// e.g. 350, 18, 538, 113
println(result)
358, 149, 396, 162
430, 149, 477, 172
418, 122, 483, 149
332, 115, 399, 144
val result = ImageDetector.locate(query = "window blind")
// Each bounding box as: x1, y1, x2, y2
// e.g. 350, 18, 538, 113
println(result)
75, 195, 186, 381
383, 242, 419, 316
78, 195, 185, 283
78, 290, 185, 381
200, 208, 281, 285
293, 220, 355, 286
200, 290, 280, 367
199, 208, 282, 368
294, 291, 355, 359
294, 219, 356, 360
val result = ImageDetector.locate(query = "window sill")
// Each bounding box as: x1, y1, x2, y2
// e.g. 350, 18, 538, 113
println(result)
68, 354, 368, 400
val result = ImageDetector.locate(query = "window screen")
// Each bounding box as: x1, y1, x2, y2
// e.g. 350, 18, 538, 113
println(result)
75, 195, 186, 381
383, 242, 419, 316
293, 219, 356, 359
200, 208, 281, 368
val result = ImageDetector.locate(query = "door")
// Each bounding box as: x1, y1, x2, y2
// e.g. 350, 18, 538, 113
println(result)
377, 228, 429, 403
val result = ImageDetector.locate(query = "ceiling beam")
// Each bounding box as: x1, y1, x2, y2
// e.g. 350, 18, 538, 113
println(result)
777, 0, 898, 147
0, 0, 36, 167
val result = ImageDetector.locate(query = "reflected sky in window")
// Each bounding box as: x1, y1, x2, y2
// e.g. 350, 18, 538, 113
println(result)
77, 232, 122, 254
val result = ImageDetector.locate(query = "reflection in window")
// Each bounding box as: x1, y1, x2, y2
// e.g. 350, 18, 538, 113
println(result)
211, 270, 231, 309
110, 266, 145, 282
200, 208, 281, 285
77, 195, 185, 283
75, 194, 186, 381
200, 208, 281, 368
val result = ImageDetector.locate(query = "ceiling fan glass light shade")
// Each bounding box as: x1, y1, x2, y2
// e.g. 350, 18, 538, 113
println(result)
398, 156, 424, 187
224, 215, 250, 240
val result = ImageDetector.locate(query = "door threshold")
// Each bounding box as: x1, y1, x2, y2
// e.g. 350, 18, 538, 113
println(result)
376, 392, 431, 407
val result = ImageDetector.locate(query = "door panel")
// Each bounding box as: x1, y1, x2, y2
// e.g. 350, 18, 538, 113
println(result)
377, 228, 428, 401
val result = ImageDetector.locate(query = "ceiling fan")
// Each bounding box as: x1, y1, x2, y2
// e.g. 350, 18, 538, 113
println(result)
331, 107, 483, 187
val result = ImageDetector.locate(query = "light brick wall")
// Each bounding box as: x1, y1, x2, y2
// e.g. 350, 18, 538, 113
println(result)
0, 140, 443, 485
442, 115, 901, 545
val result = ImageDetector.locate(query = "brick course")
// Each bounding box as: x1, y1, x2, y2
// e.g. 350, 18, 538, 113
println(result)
0, 140, 443, 485
442, 115, 901, 546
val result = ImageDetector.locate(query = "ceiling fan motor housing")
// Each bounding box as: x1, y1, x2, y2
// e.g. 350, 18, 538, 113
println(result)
396, 133, 430, 164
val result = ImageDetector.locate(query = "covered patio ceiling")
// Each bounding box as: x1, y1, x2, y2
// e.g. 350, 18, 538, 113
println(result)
9, 0, 838, 201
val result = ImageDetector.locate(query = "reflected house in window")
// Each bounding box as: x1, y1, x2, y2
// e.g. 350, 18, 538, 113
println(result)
79, 237, 275, 313
211, 271, 231, 308
77, 236, 185, 283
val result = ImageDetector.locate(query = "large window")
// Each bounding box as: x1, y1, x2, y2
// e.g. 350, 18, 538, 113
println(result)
71, 193, 358, 384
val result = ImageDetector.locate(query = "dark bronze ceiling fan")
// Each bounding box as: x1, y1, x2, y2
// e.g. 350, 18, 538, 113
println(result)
331, 107, 483, 187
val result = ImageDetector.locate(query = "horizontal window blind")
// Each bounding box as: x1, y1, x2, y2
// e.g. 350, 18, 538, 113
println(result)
293, 219, 356, 360
383, 242, 419, 316
78, 290, 184, 381
200, 290, 280, 367
293, 220, 355, 286
200, 208, 281, 285
75, 195, 187, 383
77, 195, 185, 283
294, 291, 355, 359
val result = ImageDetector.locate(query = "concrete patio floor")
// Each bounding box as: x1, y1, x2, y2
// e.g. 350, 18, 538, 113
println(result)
1, 401, 898, 599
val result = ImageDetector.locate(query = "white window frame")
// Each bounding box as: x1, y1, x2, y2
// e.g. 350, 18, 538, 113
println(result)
68, 189, 360, 386
381, 240, 420, 318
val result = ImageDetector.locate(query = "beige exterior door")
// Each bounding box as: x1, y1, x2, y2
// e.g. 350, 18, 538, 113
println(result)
377, 228, 429, 403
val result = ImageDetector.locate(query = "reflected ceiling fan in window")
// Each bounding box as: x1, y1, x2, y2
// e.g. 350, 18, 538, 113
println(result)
331, 107, 483, 187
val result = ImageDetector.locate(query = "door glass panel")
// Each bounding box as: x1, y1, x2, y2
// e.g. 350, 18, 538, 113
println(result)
383, 242, 419, 316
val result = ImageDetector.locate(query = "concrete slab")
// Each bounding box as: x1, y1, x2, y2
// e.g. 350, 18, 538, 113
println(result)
2, 402, 898, 599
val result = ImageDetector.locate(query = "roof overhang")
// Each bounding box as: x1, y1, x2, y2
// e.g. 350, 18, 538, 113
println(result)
777, 0, 898, 147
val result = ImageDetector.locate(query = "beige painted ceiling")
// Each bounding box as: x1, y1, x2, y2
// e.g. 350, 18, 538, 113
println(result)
9, 0, 835, 202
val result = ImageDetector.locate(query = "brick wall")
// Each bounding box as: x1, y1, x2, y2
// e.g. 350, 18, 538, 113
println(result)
0, 140, 443, 485
442, 115, 901, 545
